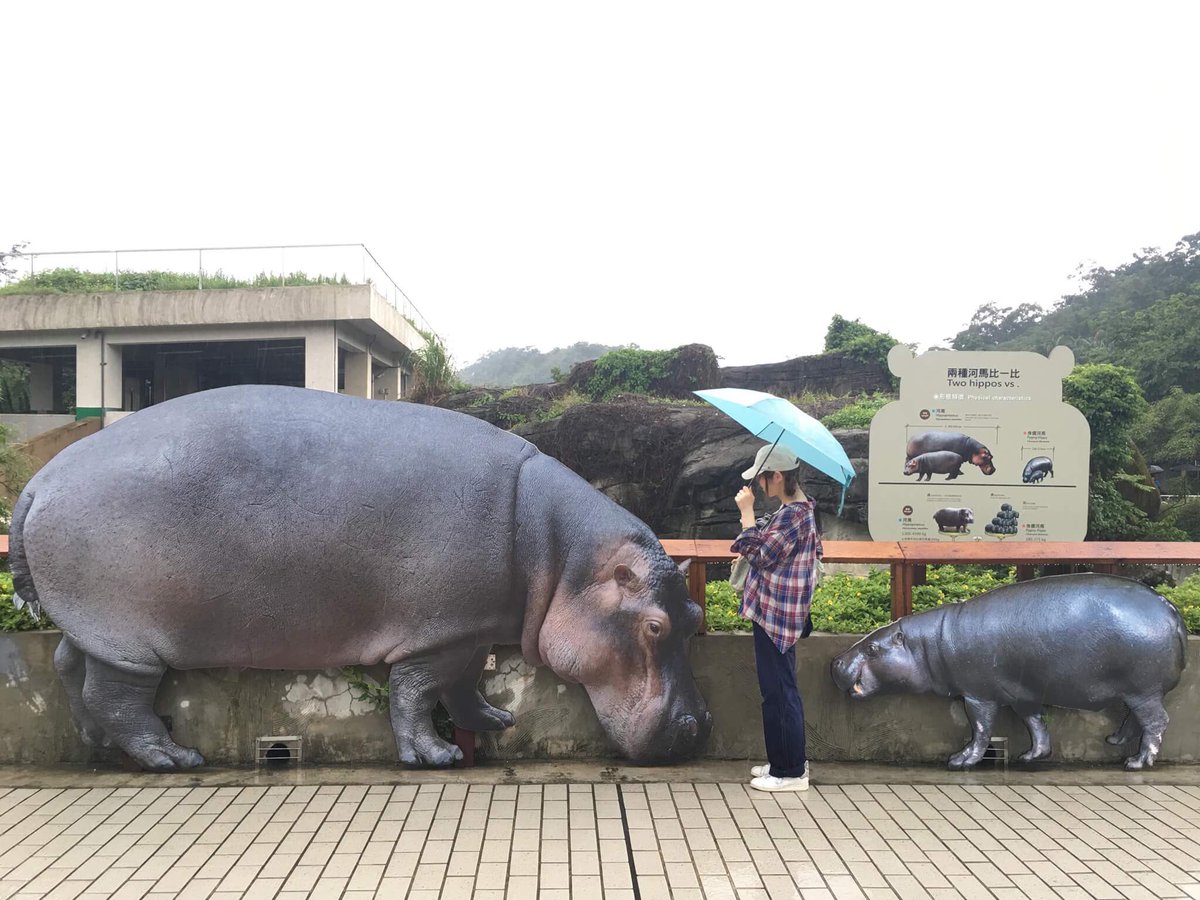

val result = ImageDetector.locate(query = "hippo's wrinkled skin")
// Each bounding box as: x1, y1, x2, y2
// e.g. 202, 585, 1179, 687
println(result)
9, 386, 711, 770
933, 507, 973, 533
1023, 456, 1054, 483
907, 431, 995, 476
830, 575, 1187, 770
903, 451, 964, 481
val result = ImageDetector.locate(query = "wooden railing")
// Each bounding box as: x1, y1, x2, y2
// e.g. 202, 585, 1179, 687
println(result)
660, 539, 1200, 632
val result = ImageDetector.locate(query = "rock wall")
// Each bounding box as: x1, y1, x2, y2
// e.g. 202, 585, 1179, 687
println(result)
514, 403, 869, 538
721, 352, 892, 397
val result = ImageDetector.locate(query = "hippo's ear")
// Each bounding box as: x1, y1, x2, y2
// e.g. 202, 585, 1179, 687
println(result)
614, 564, 640, 591
676, 558, 692, 579
893, 630, 905, 646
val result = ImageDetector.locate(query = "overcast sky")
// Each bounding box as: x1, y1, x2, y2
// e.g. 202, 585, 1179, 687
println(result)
4, 2, 1198, 368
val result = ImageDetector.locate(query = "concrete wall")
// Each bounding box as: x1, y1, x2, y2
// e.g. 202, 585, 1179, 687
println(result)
3, 631, 1197, 768
0, 414, 77, 443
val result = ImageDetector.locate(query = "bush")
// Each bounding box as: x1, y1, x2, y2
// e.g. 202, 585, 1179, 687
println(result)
1087, 476, 1186, 541
1160, 575, 1200, 635
706, 565, 1018, 636
0, 570, 53, 632
1167, 501, 1200, 540
821, 393, 892, 430
1062, 364, 1147, 475
0, 267, 350, 295
823, 315, 900, 372
408, 331, 462, 404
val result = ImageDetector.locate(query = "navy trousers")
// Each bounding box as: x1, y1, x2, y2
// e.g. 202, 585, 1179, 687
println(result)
752, 622, 807, 778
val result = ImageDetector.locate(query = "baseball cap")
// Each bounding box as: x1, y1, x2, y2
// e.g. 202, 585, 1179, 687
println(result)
741, 444, 802, 480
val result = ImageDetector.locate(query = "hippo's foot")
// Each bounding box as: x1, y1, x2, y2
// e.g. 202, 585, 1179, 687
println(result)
1122, 698, 1168, 771
54, 636, 113, 750
397, 732, 463, 768
79, 655, 205, 771
1018, 747, 1052, 763
947, 748, 983, 770
1107, 711, 1140, 745
445, 697, 515, 732
1019, 712, 1051, 763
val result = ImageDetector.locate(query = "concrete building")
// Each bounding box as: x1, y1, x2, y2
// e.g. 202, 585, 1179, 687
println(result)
0, 283, 422, 439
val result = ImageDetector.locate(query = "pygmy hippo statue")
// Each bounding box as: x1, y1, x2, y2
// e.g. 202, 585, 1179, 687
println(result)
830, 574, 1186, 770
9, 385, 712, 770
906, 431, 995, 476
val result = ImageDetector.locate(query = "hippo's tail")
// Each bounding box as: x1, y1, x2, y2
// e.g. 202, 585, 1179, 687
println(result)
8, 488, 43, 621
1173, 600, 1189, 672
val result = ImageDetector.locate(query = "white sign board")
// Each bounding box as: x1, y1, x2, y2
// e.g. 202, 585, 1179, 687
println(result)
868, 345, 1090, 542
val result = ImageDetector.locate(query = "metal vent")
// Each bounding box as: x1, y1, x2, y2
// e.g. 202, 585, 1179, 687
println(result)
256, 735, 302, 767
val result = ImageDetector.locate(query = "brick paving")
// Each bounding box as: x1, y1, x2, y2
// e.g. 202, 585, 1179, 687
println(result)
2, 779, 1200, 899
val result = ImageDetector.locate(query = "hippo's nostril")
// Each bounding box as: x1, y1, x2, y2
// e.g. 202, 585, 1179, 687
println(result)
679, 715, 698, 738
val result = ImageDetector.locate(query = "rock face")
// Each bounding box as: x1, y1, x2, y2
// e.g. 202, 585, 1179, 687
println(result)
514, 402, 869, 538
721, 352, 891, 397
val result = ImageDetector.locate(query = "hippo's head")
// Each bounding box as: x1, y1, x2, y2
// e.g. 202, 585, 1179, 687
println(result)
962, 509, 974, 524
830, 622, 930, 699
972, 448, 995, 474
535, 547, 711, 763
902, 458, 919, 476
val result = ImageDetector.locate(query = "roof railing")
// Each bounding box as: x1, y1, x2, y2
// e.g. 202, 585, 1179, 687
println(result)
16, 243, 439, 340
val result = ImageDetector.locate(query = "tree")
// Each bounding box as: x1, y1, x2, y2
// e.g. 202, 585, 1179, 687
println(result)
1063, 364, 1147, 475
1134, 388, 1200, 466
0, 242, 27, 284
949, 302, 1044, 350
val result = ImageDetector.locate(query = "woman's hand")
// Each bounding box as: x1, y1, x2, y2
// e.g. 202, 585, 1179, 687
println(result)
735, 486, 757, 529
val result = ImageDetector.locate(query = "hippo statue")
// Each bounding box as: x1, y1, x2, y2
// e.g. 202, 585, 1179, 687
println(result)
903, 451, 964, 481
933, 507, 973, 533
906, 431, 995, 476
8, 385, 711, 770
830, 574, 1186, 770
1023, 456, 1054, 483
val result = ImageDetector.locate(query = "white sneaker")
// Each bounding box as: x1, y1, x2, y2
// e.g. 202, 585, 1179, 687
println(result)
750, 764, 770, 778
750, 773, 809, 792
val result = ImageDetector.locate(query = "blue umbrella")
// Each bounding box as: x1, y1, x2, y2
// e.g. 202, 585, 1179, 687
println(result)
694, 387, 856, 514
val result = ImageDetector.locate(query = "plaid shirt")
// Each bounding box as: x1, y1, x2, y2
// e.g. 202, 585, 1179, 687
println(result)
731, 500, 823, 653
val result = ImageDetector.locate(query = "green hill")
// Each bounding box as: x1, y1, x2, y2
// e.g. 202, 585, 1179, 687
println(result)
950, 232, 1200, 402
459, 342, 624, 387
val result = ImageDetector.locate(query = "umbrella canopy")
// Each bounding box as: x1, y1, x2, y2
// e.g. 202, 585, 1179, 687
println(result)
694, 387, 856, 511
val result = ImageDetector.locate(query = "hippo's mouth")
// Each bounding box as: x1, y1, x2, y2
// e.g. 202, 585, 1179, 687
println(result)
850, 680, 867, 699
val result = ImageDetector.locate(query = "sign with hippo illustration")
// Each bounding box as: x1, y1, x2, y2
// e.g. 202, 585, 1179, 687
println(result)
868, 345, 1089, 541
831, 574, 1187, 770
8, 386, 712, 770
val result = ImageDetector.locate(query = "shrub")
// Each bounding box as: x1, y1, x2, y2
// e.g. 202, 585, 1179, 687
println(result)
823, 315, 900, 372
0, 267, 350, 295
705, 580, 750, 632
821, 393, 892, 430
585, 348, 678, 401
0, 570, 53, 632
1160, 575, 1200, 635
1062, 364, 1147, 475
408, 331, 462, 404
1087, 476, 1186, 541
1166, 500, 1200, 541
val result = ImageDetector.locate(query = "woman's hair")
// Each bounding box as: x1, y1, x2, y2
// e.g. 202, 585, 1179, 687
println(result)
781, 466, 803, 495
761, 466, 805, 495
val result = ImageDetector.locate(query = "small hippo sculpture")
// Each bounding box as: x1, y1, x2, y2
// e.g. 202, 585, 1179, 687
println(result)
1023, 456, 1054, 483
903, 451, 964, 481
907, 431, 995, 475
9, 386, 712, 770
933, 507, 973, 533
831, 574, 1187, 770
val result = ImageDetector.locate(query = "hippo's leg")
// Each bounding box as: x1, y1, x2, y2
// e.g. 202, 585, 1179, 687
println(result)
948, 697, 999, 770
1106, 709, 1140, 745
1124, 695, 1169, 770
1017, 710, 1052, 762
53, 636, 110, 749
389, 648, 478, 767
440, 647, 514, 732
81, 656, 204, 771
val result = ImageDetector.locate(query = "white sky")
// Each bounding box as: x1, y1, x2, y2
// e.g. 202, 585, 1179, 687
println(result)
4, 2, 1198, 368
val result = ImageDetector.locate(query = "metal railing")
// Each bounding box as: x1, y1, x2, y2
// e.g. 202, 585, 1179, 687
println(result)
15, 243, 439, 340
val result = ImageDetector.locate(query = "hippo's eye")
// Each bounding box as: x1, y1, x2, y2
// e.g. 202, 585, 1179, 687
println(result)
865, 643, 879, 658
646, 620, 663, 639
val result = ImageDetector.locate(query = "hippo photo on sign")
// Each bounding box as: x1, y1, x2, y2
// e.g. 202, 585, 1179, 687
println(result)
831, 575, 1187, 770
933, 507, 973, 533
8, 385, 711, 770
905, 431, 995, 476
903, 451, 965, 482
1023, 456, 1054, 483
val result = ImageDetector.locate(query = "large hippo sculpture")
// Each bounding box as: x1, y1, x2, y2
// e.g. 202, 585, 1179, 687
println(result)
906, 431, 995, 475
9, 385, 711, 770
830, 575, 1186, 770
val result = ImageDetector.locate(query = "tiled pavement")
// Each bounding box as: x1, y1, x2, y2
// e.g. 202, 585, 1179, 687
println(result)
2, 777, 1200, 899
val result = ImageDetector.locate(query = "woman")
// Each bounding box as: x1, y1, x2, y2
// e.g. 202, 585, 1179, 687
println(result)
732, 443, 823, 792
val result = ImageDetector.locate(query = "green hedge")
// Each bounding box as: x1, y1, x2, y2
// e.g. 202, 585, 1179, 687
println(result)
707, 568, 1200, 636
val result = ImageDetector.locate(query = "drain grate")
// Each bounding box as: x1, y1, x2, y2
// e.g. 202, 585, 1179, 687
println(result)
981, 736, 1009, 771
256, 735, 302, 767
